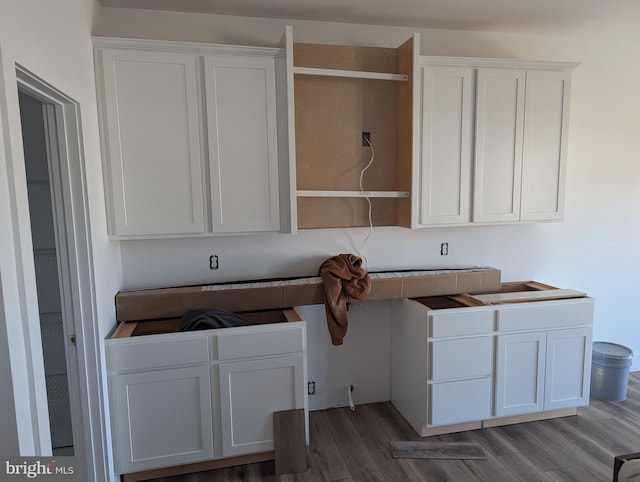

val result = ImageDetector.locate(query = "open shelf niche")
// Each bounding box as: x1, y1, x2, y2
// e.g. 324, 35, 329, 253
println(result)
284, 26, 419, 230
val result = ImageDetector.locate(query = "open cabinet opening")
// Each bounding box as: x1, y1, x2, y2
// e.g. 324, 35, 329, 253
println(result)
286, 27, 418, 229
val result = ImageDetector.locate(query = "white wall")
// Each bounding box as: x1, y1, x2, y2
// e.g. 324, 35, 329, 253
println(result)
0, 273, 19, 455
0, 0, 122, 478
299, 301, 392, 410
95, 8, 640, 370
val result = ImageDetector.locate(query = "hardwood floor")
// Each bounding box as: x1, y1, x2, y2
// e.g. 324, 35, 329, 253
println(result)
149, 372, 640, 481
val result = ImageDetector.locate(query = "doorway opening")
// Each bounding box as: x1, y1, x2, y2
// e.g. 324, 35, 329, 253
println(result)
18, 90, 74, 455
14, 65, 108, 481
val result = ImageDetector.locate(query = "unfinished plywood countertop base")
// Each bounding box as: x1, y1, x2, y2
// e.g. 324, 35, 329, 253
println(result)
115, 267, 502, 322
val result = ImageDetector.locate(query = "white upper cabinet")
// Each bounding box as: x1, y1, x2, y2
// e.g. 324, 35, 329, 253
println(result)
95, 39, 286, 238
204, 55, 280, 233
96, 36, 577, 236
473, 66, 573, 224
416, 57, 577, 227
520, 70, 571, 221
97, 48, 205, 236
417, 65, 473, 226
473, 68, 526, 223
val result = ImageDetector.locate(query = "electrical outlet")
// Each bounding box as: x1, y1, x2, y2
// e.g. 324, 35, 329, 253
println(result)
307, 381, 316, 395
362, 132, 371, 146
209, 254, 219, 270
440, 242, 449, 256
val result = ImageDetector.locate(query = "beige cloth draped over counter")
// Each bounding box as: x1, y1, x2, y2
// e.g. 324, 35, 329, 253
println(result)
319, 254, 371, 346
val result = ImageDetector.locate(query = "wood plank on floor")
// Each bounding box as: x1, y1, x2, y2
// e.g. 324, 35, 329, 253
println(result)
274, 409, 307, 475
390, 441, 485, 460
370, 402, 454, 481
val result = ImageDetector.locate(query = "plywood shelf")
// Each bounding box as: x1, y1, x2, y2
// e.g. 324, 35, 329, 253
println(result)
296, 190, 409, 198
293, 66, 408, 81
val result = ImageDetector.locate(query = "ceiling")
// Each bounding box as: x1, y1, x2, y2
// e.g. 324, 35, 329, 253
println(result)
97, 0, 637, 33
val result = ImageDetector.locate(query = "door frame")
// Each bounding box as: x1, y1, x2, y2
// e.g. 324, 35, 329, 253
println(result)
16, 64, 108, 481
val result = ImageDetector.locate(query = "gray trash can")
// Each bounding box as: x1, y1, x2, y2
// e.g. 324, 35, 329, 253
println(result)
591, 342, 633, 402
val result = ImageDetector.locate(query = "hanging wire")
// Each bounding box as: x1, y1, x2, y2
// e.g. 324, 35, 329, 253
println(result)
358, 134, 375, 272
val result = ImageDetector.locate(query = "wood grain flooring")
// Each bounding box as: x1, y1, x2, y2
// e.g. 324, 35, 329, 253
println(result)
147, 372, 640, 481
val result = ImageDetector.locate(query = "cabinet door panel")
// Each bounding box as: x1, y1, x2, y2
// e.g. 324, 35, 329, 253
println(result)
521, 70, 570, 221
419, 65, 472, 226
99, 49, 205, 236
205, 55, 280, 233
473, 68, 525, 223
111, 366, 214, 473
429, 377, 492, 426
545, 328, 592, 410
219, 355, 305, 457
496, 332, 545, 417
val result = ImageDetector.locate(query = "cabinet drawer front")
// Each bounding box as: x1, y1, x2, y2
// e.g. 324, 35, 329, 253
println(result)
497, 299, 594, 332
429, 309, 493, 338
108, 336, 210, 372
218, 325, 305, 360
430, 337, 493, 381
429, 377, 492, 426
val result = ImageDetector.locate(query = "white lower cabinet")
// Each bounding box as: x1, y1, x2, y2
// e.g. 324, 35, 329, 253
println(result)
495, 331, 546, 417
219, 355, 306, 457
545, 327, 592, 410
496, 299, 594, 418
110, 365, 215, 473
107, 321, 307, 476
390, 298, 494, 434
430, 377, 492, 426
496, 327, 593, 417
429, 335, 493, 426
391, 294, 594, 436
